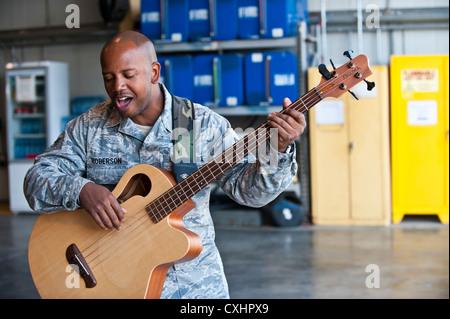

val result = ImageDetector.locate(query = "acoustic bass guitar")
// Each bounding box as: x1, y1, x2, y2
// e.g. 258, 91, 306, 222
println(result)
28, 52, 374, 298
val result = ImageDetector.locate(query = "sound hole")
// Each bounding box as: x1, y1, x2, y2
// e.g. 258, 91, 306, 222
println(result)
117, 173, 152, 203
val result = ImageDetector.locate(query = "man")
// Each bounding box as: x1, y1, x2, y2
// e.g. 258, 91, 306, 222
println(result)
24, 31, 306, 298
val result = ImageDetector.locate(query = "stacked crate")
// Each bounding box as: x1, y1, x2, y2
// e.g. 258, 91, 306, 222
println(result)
140, 0, 308, 107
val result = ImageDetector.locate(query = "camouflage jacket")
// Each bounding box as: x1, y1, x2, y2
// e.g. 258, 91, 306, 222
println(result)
24, 84, 297, 299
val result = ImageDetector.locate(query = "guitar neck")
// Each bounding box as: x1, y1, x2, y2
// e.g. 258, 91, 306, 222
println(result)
146, 87, 324, 223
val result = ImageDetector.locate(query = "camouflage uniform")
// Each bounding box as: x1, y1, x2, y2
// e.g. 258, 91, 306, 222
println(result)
24, 84, 298, 299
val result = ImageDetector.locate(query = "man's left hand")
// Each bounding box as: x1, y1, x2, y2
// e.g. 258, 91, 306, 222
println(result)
267, 97, 307, 153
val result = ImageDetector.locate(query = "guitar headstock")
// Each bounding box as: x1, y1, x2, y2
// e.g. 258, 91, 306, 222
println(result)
316, 51, 375, 100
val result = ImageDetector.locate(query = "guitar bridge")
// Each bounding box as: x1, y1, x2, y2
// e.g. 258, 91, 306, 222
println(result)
66, 243, 97, 288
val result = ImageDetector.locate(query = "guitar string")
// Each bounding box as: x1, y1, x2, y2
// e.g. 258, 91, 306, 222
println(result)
135, 73, 343, 222
83, 60, 371, 270
76, 72, 352, 268
81, 205, 153, 260
79, 87, 324, 266
143, 89, 324, 222
76, 91, 320, 263
116, 85, 322, 226
78, 85, 328, 266
79, 181, 157, 257
86, 208, 157, 269
78, 182, 156, 256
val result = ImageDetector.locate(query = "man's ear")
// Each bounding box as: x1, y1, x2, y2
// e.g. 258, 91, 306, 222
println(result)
150, 62, 161, 84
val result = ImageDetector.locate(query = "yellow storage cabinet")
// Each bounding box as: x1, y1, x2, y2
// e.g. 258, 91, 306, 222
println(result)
308, 66, 391, 225
390, 55, 449, 224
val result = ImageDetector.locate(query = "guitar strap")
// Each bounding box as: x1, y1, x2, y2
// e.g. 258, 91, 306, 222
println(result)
171, 94, 198, 183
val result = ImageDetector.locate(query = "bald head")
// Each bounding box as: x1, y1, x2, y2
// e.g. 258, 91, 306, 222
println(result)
99, 31, 164, 126
101, 31, 157, 66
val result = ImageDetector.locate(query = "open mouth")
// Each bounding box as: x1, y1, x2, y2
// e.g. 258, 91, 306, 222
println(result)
115, 96, 133, 110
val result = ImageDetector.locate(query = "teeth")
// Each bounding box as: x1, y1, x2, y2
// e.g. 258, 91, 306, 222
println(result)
118, 97, 128, 101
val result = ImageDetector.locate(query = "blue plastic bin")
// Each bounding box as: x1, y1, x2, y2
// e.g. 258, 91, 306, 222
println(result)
214, 54, 244, 106
163, 0, 190, 42
193, 54, 244, 107
189, 0, 238, 41
193, 54, 216, 105
140, 0, 162, 40
238, 0, 308, 39
244, 51, 298, 106
158, 55, 194, 100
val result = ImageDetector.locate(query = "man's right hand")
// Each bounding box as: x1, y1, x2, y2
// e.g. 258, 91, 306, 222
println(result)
79, 182, 126, 230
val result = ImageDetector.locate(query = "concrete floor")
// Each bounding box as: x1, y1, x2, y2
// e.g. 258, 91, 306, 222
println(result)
0, 212, 448, 299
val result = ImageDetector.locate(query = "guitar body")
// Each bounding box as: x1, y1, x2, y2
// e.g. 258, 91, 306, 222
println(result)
28, 164, 202, 299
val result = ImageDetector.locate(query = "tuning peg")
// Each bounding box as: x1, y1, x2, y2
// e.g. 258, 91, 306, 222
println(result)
364, 79, 376, 91
330, 59, 336, 70
348, 90, 359, 100
318, 64, 332, 80
343, 50, 354, 60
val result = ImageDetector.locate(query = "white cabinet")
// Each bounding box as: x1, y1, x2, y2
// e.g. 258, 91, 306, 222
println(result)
5, 61, 69, 213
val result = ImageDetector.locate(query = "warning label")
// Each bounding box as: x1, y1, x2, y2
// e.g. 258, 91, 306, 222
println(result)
401, 69, 439, 93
